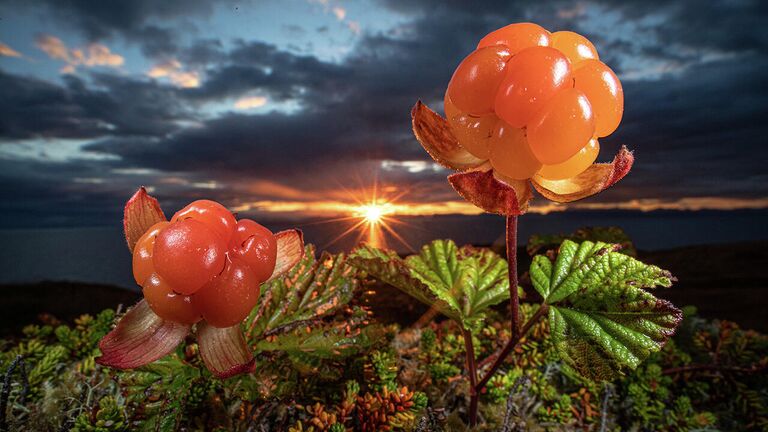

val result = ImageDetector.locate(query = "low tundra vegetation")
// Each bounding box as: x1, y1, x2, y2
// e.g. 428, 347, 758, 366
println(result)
1, 230, 766, 431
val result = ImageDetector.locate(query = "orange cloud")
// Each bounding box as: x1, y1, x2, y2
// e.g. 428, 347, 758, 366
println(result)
36, 35, 69, 61
234, 95, 268, 110
0, 42, 22, 57
232, 195, 768, 218
553, 196, 768, 213
60, 64, 77, 74
309, 0, 360, 36
245, 180, 313, 200
232, 199, 483, 217
35, 34, 124, 73
332, 6, 346, 20
147, 59, 200, 88
79, 44, 124, 67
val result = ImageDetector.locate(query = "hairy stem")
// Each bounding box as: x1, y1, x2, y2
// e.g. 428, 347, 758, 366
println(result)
467, 215, 526, 426
462, 328, 479, 427
474, 216, 522, 386
506, 215, 520, 344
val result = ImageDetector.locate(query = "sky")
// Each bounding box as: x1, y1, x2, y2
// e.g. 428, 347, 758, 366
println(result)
1, 0, 767, 231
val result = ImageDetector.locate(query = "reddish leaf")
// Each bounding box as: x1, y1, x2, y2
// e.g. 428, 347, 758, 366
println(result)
448, 169, 533, 215
267, 229, 305, 282
411, 101, 485, 171
532, 146, 634, 203
196, 322, 255, 379
97, 300, 189, 369
124, 187, 166, 252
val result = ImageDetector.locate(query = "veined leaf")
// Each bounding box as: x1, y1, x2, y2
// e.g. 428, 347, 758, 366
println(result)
246, 244, 360, 343
527, 226, 637, 257
349, 243, 463, 322
532, 240, 682, 380
529, 255, 553, 299
255, 322, 384, 359
457, 246, 510, 319
349, 239, 511, 332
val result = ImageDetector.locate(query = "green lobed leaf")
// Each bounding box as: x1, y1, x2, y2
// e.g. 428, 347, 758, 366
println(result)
349, 242, 463, 322
118, 355, 200, 432
348, 239, 511, 331
254, 323, 384, 359
527, 226, 638, 257
245, 244, 380, 366
456, 246, 510, 325
246, 244, 358, 340
532, 239, 682, 381
529, 255, 553, 299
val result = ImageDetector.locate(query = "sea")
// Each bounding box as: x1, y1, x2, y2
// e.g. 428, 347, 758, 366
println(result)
1, 209, 766, 290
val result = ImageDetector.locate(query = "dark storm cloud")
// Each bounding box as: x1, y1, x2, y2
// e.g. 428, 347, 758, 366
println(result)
1, 0, 767, 227
34, 0, 216, 39
83, 105, 425, 185
0, 71, 106, 140
179, 39, 226, 67
599, 54, 768, 201
0, 71, 188, 139
183, 39, 352, 102
600, 0, 768, 53
135, 25, 180, 58
8, 0, 230, 58
378, 0, 768, 70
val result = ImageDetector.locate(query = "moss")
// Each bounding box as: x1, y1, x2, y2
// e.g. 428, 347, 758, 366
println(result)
0, 241, 766, 431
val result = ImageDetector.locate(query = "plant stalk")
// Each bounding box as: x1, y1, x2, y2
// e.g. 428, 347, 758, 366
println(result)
463, 328, 479, 427
506, 215, 520, 344
465, 215, 523, 427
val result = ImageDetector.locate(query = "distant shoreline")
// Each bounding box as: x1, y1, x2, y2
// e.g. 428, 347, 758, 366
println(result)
2, 210, 767, 290
1, 240, 765, 337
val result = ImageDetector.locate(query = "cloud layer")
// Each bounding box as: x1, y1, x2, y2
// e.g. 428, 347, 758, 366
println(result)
0, 0, 767, 228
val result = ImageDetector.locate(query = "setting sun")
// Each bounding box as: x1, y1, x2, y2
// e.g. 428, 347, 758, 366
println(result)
352, 201, 399, 248
362, 205, 383, 224
357, 202, 391, 225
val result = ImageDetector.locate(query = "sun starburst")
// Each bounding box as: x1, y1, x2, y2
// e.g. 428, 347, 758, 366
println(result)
361, 204, 384, 224
304, 174, 415, 251
352, 200, 400, 248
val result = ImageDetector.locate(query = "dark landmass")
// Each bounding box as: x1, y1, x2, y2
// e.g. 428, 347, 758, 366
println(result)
1, 241, 766, 337
0, 282, 140, 337
639, 241, 768, 332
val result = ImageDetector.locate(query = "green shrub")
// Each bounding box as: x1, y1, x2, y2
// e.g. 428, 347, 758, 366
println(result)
0, 238, 765, 431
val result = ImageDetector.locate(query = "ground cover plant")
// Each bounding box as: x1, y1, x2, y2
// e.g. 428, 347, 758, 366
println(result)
1, 230, 766, 431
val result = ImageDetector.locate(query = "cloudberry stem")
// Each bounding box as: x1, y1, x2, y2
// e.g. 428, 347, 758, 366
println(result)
466, 215, 521, 427
506, 215, 520, 343
462, 328, 479, 427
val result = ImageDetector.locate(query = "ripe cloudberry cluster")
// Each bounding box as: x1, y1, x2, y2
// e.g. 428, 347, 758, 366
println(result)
445, 22, 624, 181
132, 200, 277, 328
